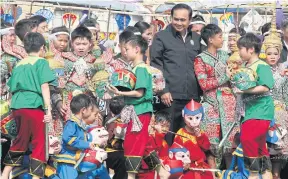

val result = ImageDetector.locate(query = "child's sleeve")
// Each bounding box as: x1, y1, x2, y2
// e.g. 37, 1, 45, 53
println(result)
256, 64, 274, 89
37, 59, 55, 85
62, 121, 90, 150
196, 132, 210, 151
134, 67, 151, 91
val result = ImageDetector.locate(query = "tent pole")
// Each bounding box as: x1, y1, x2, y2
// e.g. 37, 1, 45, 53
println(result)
106, 5, 111, 40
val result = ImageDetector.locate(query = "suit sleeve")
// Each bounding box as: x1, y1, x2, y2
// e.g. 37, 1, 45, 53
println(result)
62, 121, 90, 150
150, 33, 169, 95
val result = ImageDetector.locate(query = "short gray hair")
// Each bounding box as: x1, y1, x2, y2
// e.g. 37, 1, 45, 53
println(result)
281, 19, 288, 29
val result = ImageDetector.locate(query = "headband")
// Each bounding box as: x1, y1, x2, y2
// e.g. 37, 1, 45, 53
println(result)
48, 32, 70, 41
263, 29, 282, 36
87, 27, 98, 31
190, 21, 206, 25
134, 32, 141, 35
0, 27, 14, 35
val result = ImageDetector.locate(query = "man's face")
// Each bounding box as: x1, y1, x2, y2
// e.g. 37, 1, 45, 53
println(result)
191, 24, 205, 35
72, 37, 91, 56
171, 9, 190, 33
37, 21, 48, 34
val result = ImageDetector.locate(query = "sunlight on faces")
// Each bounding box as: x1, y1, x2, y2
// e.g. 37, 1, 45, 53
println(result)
53, 34, 69, 52
191, 24, 205, 35
72, 37, 92, 56
37, 21, 49, 34
228, 33, 237, 52
209, 32, 223, 49
142, 27, 153, 45
184, 114, 202, 128
172, 9, 190, 33
265, 47, 280, 66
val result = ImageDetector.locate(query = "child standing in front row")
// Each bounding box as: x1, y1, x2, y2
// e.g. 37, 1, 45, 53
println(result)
236, 33, 274, 179
107, 31, 169, 179
2, 32, 55, 179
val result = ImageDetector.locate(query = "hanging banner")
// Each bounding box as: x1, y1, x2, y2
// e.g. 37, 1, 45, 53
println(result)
239, 9, 264, 32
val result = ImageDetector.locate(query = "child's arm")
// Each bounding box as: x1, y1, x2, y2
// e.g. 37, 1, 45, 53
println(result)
114, 87, 144, 98
41, 83, 52, 112
63, 122, 91, 150
196, 133, 211, 151
242, 85, 270, 94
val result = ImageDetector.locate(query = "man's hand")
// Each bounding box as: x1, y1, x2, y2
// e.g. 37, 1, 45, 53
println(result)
56, 101, 67, 117
161, 92, 173, 107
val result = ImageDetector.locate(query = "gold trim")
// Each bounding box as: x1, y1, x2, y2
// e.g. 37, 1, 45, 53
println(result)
30, 157, 46, 164
56, 160, 76, 165
55, 154, 75, 159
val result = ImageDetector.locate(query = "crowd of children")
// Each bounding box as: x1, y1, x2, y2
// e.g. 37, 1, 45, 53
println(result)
1, 3, 288, 179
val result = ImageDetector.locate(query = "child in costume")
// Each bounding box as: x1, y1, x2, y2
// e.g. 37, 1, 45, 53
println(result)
236, 33, 274, 179
59, 26, 97, 120
262, 14, 288, 178
56, 94, 107, 179
107, 31, 169, 179
194, 24, 237, 169
2, 32, 55, 179
173, 99, 213, 179
137, 111, 171, 179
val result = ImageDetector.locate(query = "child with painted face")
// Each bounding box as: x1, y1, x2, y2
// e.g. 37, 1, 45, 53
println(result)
173, 99, 213, 179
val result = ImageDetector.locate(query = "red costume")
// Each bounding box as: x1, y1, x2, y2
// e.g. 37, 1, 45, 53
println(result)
175, 99, 214, 179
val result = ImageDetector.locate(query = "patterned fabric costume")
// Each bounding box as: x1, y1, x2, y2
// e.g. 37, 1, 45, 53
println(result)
194, 50, 238, 157
61, 52, 97, 120
269, 64, 288, 155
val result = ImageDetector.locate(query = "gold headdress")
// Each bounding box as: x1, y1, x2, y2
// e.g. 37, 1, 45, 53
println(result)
260, 4, 282, 59
228, 33, 242, 75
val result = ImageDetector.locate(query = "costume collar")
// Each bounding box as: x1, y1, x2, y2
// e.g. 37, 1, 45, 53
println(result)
1, 35, 27, 60
70, 115, 87, 129
62, 51, 96, 63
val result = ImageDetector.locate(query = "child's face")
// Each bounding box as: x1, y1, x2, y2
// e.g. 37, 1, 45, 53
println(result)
53, 34, 69, 52
228, 33, 237, 52
238, 46, 252, 62
119, 43, 127, 60
89, 29, 97, 44
209, 32, 223, 49
37, 21, 49, 34
191, 24, 205, 35
6, 30, 16, 45
142, 27, 153, 45
156, 121, 170, 134
265, 47, 280, 66
184, 114, 202, 128
72, 37, 91, 56
84, 106, 99, 125
124, 42, 138, 62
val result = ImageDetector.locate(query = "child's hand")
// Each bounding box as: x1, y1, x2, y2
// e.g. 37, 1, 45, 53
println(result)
193, 127, 201, 137
226, 66, 232, 79
43, 111, 52, 123
89, 142, 97, 150
233, 87, 243, 94
107, 85, 121, 95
